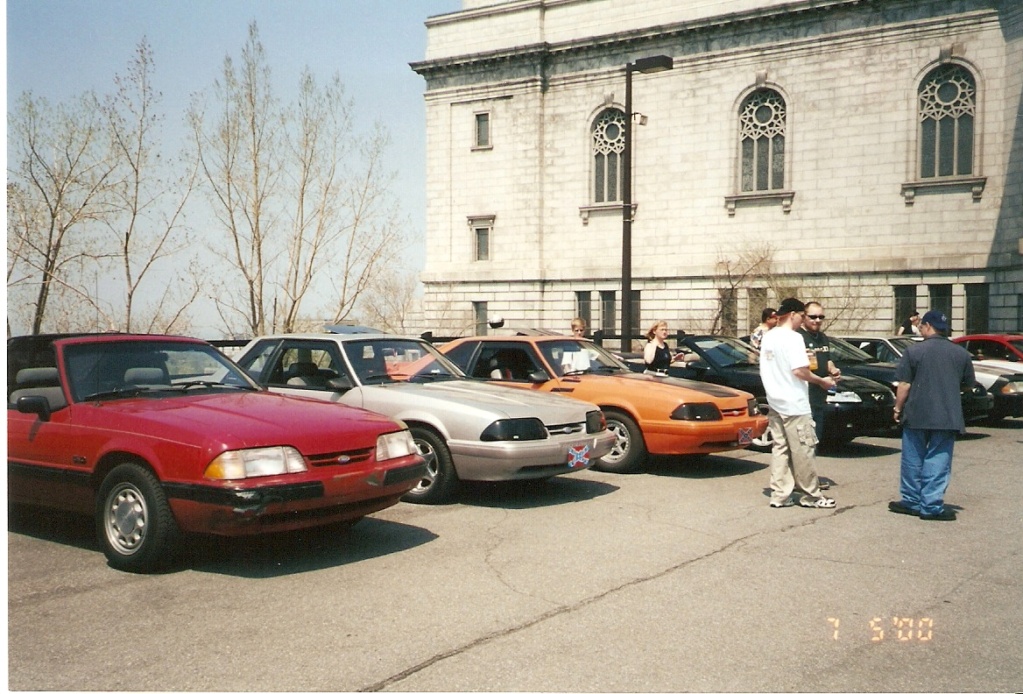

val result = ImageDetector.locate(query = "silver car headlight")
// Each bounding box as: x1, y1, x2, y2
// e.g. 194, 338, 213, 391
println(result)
480, 418, 547, 441
1000, 381, 1023, 395
827, 391, 862, 403
205, 446, 307, 480
376, 430, 417, 461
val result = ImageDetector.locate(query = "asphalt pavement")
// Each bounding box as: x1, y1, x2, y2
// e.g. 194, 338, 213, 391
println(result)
7, 420, 1022, 692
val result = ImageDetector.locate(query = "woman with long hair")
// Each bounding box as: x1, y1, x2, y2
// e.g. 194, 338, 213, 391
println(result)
643, 321, 682, 373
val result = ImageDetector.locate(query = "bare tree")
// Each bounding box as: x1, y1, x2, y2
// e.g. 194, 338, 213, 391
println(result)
188, 22, 407, 337
711, 240, 777, 336
7, 91, 119, 334
712, 239, 883, 335
102, 38, 200, 333
187, 22, 280, 335
359, 269, 421, 333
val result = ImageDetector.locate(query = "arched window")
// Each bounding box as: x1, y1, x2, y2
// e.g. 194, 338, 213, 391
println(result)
918, 64, 975, 178
739, 89, 786, 192
592, 108, 625, 203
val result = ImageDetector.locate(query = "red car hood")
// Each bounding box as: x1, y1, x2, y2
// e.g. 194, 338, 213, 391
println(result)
73, 390, 400, 455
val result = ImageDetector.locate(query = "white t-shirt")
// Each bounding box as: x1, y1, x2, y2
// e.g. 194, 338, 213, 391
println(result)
561, 348, 592, 373
759, 326, 811, 416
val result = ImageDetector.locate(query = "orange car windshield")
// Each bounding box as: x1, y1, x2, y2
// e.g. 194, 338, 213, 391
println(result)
537, 340, 627, 376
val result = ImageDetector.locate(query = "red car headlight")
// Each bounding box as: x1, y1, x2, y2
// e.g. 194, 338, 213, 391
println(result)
205, 446, 307, 480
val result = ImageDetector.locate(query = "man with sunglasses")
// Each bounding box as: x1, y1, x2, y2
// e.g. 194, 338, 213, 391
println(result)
799, 302, 842, 453
759, 297, 837, 508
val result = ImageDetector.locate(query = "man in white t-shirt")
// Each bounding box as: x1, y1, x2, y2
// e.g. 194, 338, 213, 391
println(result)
759, 297, 837, 508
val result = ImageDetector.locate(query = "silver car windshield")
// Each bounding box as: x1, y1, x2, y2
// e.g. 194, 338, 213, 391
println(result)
340, 339, 464, 385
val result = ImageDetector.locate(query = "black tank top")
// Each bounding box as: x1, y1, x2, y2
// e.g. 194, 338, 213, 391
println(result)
647, 343, 672, 372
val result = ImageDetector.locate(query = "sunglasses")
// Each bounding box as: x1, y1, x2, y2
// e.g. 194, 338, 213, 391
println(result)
806, 314, 826, 320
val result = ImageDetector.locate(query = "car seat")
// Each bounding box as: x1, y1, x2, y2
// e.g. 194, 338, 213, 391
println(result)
488, 357, 513, 380
9, 367, 67, 411
285, 361, 328, 388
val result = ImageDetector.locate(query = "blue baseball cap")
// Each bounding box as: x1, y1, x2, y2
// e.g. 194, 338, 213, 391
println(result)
921, 309, 949, 332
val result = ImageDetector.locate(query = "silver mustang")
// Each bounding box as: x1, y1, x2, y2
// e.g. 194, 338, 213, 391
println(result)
235, 333, 615, 503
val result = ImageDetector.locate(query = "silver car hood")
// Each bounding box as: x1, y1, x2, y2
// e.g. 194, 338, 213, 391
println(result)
359, 379, 594, 423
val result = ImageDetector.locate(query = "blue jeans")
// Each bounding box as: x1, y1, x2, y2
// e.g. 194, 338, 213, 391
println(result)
900, 428, 955, 516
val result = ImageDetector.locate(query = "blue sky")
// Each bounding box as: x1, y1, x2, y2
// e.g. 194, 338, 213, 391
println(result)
5, 0, 461, 274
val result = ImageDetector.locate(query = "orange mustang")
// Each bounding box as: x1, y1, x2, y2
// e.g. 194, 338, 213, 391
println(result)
439, 335, 768, 473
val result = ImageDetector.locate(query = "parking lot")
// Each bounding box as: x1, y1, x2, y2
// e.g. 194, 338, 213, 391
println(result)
7, 420, 1022, 692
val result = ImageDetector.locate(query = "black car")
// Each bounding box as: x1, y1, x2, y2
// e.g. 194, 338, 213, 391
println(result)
843, 335, 1022, 422
826, 336, 992, 423
623, 334, 896, 446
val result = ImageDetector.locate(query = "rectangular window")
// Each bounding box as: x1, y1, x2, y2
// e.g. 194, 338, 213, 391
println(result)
748, 288, 768, 334
958, 114, 974, 175
628, 290, 641, 342
475, 226, 490, 261
468, 215, 495, 262
719, 287, 738, 337
474, 112, 490, 149
473, 301, 488, 336
965, 284, 989, 334
893, 285, 917, 333
771, 136, 785, 189
575, 291, 592, 330
600, 291, 616, 336
929, 284, 953, 322
920, 119, 937, 178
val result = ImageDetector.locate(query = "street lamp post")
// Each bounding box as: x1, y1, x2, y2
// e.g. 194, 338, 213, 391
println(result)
621, 54, 673, 351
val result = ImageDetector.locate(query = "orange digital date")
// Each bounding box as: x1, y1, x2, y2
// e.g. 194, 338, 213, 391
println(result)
827, 617, 934, 642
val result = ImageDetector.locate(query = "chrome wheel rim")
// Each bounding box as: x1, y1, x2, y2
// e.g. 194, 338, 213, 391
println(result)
411, 437, 438, 493
104, 482, 148, 556
605, 420, 630, 463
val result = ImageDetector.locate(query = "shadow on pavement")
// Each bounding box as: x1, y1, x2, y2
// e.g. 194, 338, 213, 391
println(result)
190, 517, 438, 578
8, 503, 437, 579
645, 454, 768, 479
819, 439, 902, 458
8, 503, 95, 551
458, 475, 620, 509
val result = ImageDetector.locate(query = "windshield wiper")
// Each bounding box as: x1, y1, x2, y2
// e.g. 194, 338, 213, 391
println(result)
409, 372, 456, 382
361, 374, 395, 385
174, 380, 255, 391
83, 387, 145, 402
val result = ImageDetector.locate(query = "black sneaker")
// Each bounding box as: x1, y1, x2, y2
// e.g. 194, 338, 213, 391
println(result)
920, 508, 957, 521
888, 501, 919, 516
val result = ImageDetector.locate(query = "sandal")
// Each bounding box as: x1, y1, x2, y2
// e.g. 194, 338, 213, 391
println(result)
800, 496, 836, 508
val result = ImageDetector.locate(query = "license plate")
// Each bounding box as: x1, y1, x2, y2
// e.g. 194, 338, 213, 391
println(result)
738, 427, 754, 445
567, 444, 590, 468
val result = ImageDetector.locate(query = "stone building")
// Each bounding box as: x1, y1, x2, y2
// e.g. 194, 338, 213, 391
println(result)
411, 0, 1022, 342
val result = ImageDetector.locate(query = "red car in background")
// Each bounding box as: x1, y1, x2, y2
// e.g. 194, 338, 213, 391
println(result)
7, 333, 426, 573
952, 334, 1023, 364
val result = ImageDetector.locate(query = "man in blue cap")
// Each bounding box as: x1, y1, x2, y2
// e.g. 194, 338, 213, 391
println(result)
889, 310, 975, 521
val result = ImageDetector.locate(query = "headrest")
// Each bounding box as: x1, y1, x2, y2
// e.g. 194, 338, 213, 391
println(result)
16, 367, 60, 387
124, 367, 168, 386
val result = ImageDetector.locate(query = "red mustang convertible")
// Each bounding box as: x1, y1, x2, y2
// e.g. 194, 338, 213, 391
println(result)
7, 333, 426, 572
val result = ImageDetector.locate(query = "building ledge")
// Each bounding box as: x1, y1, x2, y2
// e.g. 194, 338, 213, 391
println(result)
579, 202, 636, 225
724, 190, 795, 216
901, 176, 986, 205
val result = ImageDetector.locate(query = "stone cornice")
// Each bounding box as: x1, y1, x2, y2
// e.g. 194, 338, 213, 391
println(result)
411, 0, 1001, 90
